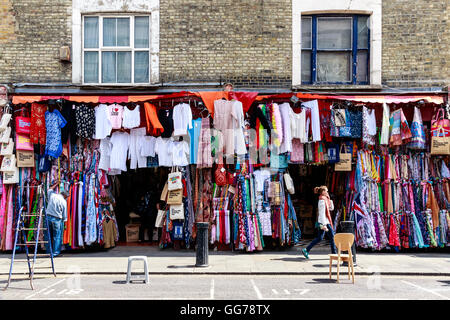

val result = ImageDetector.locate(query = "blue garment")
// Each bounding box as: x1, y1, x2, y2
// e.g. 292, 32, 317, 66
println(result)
45, 109, 67, 158
306, 224, 337, 254
45, 215, 64, 256
188, 118, 202, 164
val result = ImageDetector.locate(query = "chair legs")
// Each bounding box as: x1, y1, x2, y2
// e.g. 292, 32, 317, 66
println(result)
350, 257, 355, 284
329, 258, 332, 279
336, 257, 340, 283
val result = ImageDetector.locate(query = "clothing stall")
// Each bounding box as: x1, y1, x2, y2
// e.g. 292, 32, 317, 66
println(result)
0, 91, 448, 254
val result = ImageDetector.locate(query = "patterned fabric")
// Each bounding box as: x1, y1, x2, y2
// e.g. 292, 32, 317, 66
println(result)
75, 104, 95, 139
339, 109, 362, 138
362, 106, 376, 145
30, 103, 47, 145
45, 109, 67, 158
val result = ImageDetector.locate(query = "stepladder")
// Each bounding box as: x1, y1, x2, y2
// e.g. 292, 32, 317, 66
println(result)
4, 184, 56, 290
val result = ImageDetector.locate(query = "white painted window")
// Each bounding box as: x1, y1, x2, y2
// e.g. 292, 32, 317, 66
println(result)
83, 15, 151, 84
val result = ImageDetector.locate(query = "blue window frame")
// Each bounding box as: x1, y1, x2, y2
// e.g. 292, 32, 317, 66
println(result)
301, 14, 370, 85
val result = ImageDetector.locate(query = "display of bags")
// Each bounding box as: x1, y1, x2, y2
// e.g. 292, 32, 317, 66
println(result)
0, 113, 12, 132
169, 203, 185, 220
167, 188, 183, 205
283, 172, 295, 194
168, 169, 183, 191
15, 116, 31, 135
327, 143, 340, 164
334, 109, 346, 127
0, 138, 14, 155
38, 154, 52, 172
155, 209, 166, 228
0, 126, 11, 144
1, 154, 16, 172
430, 129, 450, 155
3, 167, 19, 184
335, 144, 352, 171
160, 181, 168, 201
16, 150, 35, 167
16, 133, 33, 151
431, 108, 450, 137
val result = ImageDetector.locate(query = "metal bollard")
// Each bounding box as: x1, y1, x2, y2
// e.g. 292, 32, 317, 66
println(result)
339, 220, 357, 265
195, 222, 209, 267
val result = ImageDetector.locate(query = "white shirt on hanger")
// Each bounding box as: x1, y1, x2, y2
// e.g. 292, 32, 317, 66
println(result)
154, 137, 173, 167
290, 108, 306, 143
279, 102, 292, 153
99, 137, 112, 171
302, 100, 321, 142
139, 135, 157, 157
94, 104, 112, 140
122, 105, 141, 129
109, 131, 130, 172
231, 100, 247, 155
169, 140, 190, 166
253, 169, 271, 193
173, 103, 193, 136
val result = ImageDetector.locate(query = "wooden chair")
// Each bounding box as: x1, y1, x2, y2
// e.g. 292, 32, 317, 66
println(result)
328, 233, 355, 283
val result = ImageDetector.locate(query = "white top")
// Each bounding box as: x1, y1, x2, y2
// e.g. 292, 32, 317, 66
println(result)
231, 100, 247, 155
290, 108, 306, 142
366, 107, 377, 135
318, 199, 334, 226
173, 103, 193, 136
122, 106, 141, 129
169, 140, 190, 166
108, 104, 124, 129
139, 136, 156, 157
279, 102, 292, 153
109, 131, 130, 172
99, 137, 112, 171
94, 104, 112, 140
154, 137, 173, 167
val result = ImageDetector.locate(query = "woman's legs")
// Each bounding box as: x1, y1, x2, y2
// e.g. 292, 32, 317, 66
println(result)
306, 228, 326, 253
325, 224, 337, 254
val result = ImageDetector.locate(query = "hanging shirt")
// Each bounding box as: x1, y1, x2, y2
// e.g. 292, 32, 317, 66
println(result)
122, 106, 141, 129
253, 169, 271, 193
173, 103, 193, 136
45, 109, 67, 158
75, 104, 95, 139
188, 118, 202, 164
108, 104, 124, 129
30, 102, 47, 145
290, 108, 306, 142
154, 137, 173, 167
231, 100, 247, 155
302, 100, 321, 142
99, 137, 112, 171
279, 102, 292, 153
143, 102, 164, 136
109, 131, 130, 172
94, 104, 112, 140
158, 109, 174, 138
139, 135, 157, 157
170, 140, 190, 166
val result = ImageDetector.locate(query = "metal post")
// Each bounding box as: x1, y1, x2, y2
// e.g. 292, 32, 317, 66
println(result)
339, 220, 357, 265
195, 222, 209, 267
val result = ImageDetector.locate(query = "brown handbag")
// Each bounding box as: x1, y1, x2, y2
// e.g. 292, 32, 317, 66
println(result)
167, 188, 183, 205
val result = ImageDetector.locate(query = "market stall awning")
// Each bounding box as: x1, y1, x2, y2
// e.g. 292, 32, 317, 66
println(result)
325, 95, 444, 104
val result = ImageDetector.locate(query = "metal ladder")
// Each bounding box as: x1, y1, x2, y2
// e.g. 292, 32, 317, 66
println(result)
4, 197, 56, 290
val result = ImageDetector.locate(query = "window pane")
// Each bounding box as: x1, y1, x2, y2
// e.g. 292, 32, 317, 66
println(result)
135, 16, 149, 48
317, 52, 351, 83
317, 17, 352, 49
117, 18, 130, 46
117, 51, 131, 83
301, 51, 311, 83
84, 17, 99, 48
358, 16, 369, 49
103, 18, 116, 46
134, 51, 149, 83
357, 50, 368, 83
84, 51, 98, 83
301, 17, 312, 49
102, 51, 116, 83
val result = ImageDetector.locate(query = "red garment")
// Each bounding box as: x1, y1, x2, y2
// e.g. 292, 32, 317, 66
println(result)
30, 103, 47, 144
318, 100, 332, 142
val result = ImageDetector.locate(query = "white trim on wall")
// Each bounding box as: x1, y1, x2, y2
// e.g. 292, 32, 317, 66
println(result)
72, 0, 160, 85
292, 0, 382, 87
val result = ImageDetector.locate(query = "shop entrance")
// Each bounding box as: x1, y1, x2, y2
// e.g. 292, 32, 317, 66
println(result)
114, 168, 168, 245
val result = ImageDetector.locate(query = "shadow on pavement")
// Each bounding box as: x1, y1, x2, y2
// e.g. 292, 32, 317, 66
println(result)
167, 265, 196, 268
305, 278, 336, 284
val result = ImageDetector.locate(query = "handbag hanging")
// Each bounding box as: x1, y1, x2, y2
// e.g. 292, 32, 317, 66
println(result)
409, 106, 426, 149
0, 112, 12, 132
169, 203, 185, 220
0, 126, 11, 144
0, 138, 14, 155
166, 188, 183, 205
430, 128, 450, 155
215, 163, 227, 186
155, 209, 166, 228
3, 167, 19, 184
168, 167, 183, 191
15, 116, 31, 135
283, 171, 295, 194
1, 154, 16, 172
335, 144, 352, 172
16, 133, 33, 151
431, 108, 450, 137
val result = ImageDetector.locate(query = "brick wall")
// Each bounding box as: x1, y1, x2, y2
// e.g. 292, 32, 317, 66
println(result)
159, 0, 292, 88
0, 0, 72, 83
382, 0, 450, 88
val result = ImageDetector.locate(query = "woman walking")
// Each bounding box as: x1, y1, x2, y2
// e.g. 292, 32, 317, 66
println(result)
302, 186, 337, 259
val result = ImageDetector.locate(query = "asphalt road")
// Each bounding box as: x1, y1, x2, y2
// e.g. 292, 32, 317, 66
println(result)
0, 274, 449, 300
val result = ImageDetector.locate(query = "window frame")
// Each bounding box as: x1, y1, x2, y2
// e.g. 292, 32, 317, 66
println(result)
82, 14, 151, 85
301, 14, 370, 85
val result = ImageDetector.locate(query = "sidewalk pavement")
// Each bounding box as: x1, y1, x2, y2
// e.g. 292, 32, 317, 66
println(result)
1, 245, 449, 276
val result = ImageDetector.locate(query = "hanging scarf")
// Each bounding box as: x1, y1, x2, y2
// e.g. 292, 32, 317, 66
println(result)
319, 194, 333, 229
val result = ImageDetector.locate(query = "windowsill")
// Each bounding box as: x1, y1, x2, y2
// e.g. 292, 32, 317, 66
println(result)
79, 83, 160, 87
292, 84, 382, 91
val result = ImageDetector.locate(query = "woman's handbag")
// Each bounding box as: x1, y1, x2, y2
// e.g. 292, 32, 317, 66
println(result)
215, 163, 227, 186
1, 154, 16, 172
168, 168, 183, 191
15, 116, 31, 135
431, 108, 450, 137
3, 167, 19, 184
0, 113, 12, 132
167, 188, 183, 205
335, 144, 352, 171
169, 203, 185, 220
283, 172, 295, 194
155, 209, 166, 228
0, 126, 11, 144
409, 106, 426, 149
0, 138, 14, 155
16, 133, 33, 151
431, 128, 450, 155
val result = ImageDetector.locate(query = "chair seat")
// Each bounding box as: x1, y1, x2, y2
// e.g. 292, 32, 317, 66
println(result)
329, 254, 350, 260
